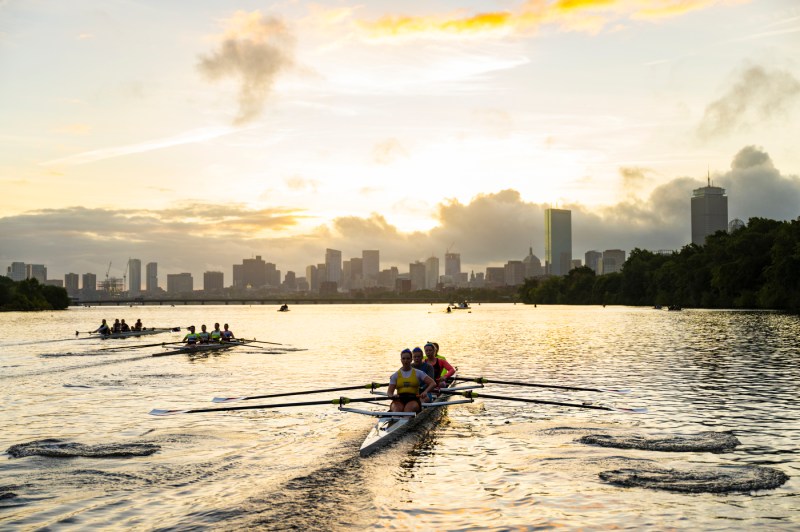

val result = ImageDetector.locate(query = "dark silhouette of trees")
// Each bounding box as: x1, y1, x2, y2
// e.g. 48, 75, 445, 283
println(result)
519, 217, 800, 312
0, 277, 70, 311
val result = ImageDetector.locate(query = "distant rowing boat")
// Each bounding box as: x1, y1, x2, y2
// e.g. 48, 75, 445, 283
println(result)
80, 328, 180, 340
152, 341, 245, 357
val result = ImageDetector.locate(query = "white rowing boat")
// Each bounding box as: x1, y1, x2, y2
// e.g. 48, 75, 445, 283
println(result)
152, 341, 245, 357
85, 328, 179, 340
351, 374, 481, 457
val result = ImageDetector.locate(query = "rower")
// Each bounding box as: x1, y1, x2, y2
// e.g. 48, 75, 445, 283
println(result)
387, 348, 436, 414
423, 342, 455, 386
133, 319, 143, 331
221, 323, 235, 342
93, 319, 110, 335
411, 346, 435, 400
210, 323, 222, 343
112, 319, 122, 333
120, 319, 130, 332
183, 325, 198, 345
198, 325, 210, 344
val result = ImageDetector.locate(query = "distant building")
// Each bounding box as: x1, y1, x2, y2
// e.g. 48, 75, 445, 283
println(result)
167, 273, 193, 294
128, 259, 142, 295
342, 260, 351, 290
378, 267, 398, 289
82, 273, 97, 296
522, 247, 544, 278
325, 249, 342, 284
691, 178, 728, 245
296, 276, 309, 292
65, 273, 79, 296
444, 252, 461, 278
204, 271, 224, 291
504, 260, 526, 286
7, 262, 26, 281
306, 265, 319, 292
240, 256, 268, 288
470, 271, 485, 288
485, 267, 505, 287
232, 264, 243, 288
146, 262, 158, 292
44, 279, 63, 287
362, 250, 379, 281
409, 261, 426, 291
570, 259, 582, 270
545, 208, 572, 276
585, 251, 602, 275
265, 262, 281, 287
601, 249, 626, 275
26, 264, 47, 283
283, 271, 297, 290
319, 280, 338, 295
395, 278, 412, 293
729, 218, 745, 233
424, 256, 439, 290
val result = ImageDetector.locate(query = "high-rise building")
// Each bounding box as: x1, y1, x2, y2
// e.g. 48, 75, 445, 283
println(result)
409, 261, 426, 291
444, 252, 461, 277
601, 249, 626, 275
545, 208, 572, 276
128, 258, 142, 295
485, 267, 505, 287
146, 262, 158, 292
362, 250, 379, 281
306, 265, 319, 292
424, 256, 439, 289
26, 264, 47, 283
325, 249, 342, 283
283, 271, 297, 290
204, 271, 224, 291
240, 256, 267, 288
691, 178, 728, 245
378, 267, 398, 289
585, 251, 602, 275
82, 273, 97, 296
6, 262, 26, 281
265, 262, 280, 287
342, 260, 352, 290
504, 261, 526, 286
64, 273, 79, 296
167, 273, 193, 293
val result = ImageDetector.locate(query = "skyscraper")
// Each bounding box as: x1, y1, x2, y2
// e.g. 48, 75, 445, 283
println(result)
545, 208, 572, 276
146, 262, 158, 292
585, 250, 602, 275
6, 262, 26, 281
325, 249, 342, 283
64, 273, 79, 296
444, 253, 461, 277
128, 258, 141, 295
26, 264, 47, 283
691, 178, 728, 245
409, 261, 426, 291
82, 273, 97, 296
362, 250, 379, 281
424, 256, 439, 289
204, 271, 224, 291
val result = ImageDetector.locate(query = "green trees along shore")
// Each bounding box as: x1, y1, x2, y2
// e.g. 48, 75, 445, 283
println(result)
519, 217, 800, 312
0, 277, 70, 311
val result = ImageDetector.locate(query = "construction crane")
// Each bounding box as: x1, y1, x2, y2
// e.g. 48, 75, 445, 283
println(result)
105, 261, 112, 281
123, 259, 130, 292
446, 242, 455, 255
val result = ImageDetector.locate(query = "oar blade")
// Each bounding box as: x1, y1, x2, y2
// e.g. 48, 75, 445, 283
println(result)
599, 388, 631, 394
211, 396, 244, 403
611, 406, 648, 414
149, 408, 189, 416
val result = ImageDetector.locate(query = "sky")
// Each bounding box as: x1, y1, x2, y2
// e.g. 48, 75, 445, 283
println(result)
1, 0, 799, 287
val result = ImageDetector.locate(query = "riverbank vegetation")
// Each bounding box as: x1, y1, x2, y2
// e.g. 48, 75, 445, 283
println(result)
519, 217, 800, 311
0, 277, 70, 311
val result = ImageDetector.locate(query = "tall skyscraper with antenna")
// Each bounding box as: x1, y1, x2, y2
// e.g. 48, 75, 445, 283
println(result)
691, 172, 728, 246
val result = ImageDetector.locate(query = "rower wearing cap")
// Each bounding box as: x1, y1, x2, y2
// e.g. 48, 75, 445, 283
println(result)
183, 325, 198, 345
387, 348, 437, 414
221, 323, 235, 342
424, 342, 455, 386
198, 324, 210, 344
411, 346, 435, 399
210, 323, 223, 343
93, 319, 110, 335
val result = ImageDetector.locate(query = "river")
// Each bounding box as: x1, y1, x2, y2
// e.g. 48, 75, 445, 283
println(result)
1, 304, 797, 530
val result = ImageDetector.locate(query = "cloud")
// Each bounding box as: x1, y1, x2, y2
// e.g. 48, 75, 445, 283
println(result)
6, 146, 799, 281
198, 11, 295, 125
372, 138, 409, 164
355, 0, 734, 40
697, 66, 800, 139
51, 123, 92, 136
618, 166, 653, 194
285, 175, 319, 192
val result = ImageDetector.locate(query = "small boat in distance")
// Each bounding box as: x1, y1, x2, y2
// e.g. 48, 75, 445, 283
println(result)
278, 304, 290, 312
449, 301, 471, 310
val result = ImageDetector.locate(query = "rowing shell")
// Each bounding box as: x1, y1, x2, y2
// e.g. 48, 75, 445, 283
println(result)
355, 374, 477, 457
90, 329, 177, 340
152, 341, 244, 357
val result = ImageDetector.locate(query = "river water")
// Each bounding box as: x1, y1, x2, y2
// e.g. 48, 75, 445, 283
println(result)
0, 304, 797, 530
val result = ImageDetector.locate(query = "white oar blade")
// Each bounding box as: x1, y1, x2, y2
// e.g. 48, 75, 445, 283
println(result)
600, 388, 631, 394
149, 408, 188, 416
211, 397, 244, 403
612, 406, 648, 414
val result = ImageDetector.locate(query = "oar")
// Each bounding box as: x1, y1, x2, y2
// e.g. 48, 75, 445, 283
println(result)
212, 382, 390, 403
455, 376, 630, 394
150, 396, 390, 416
98, 341, 185, 351
440, 390, 647, 413
243, 339, 284, 346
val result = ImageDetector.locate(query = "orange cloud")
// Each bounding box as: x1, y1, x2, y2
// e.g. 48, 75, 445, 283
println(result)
357, 0, 743, 39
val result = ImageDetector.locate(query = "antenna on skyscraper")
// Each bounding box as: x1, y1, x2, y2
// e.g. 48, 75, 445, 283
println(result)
707, 166, 711, 187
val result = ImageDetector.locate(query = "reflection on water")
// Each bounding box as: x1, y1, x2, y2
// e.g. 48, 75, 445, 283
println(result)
1, 305, 798, 529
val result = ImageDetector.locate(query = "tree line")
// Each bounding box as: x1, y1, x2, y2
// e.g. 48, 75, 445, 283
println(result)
518, 217, 800, 312
0, 277, 70, 311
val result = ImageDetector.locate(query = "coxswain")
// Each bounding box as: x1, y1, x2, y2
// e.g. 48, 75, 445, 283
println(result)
221, 323, 235, 342
198, 324, 210, 344
183, 325, 198, 345
210, 323, 222, 343
387, 348, 437, 414
133, 319, 143, 331
120, 319, 130, 332
423, 342, 455, 386
112, 319, 122, 333
93, 319, 111, 335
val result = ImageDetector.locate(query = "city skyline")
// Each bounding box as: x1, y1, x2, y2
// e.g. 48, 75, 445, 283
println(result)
1, 2, 799, 282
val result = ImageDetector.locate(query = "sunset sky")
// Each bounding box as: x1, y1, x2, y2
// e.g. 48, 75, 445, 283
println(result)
1, 0, 799, 284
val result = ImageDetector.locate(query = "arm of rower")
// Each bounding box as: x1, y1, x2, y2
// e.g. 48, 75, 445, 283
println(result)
438, 359, 456, 382
421, 375, 436, 397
